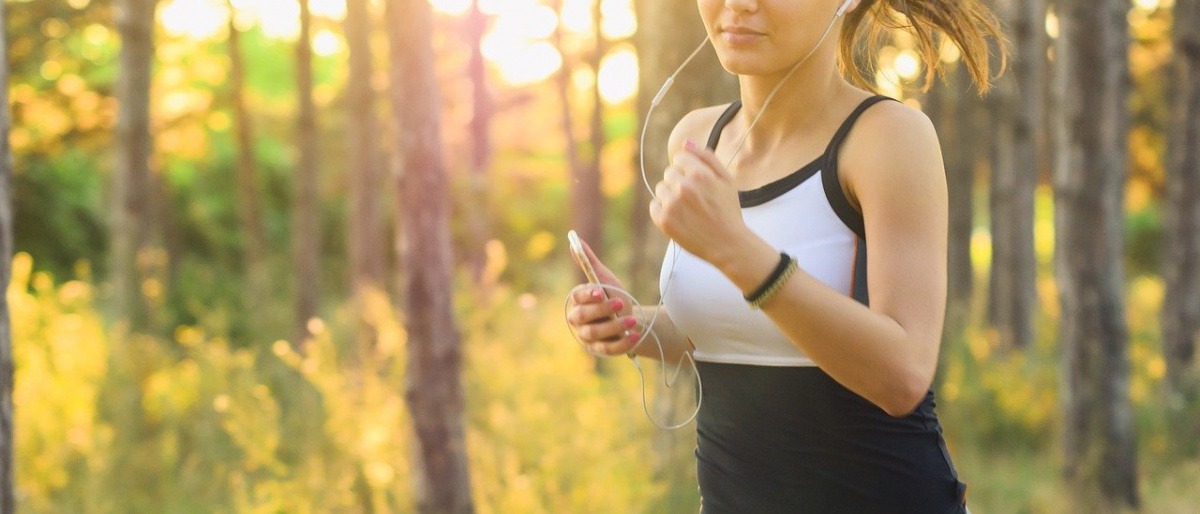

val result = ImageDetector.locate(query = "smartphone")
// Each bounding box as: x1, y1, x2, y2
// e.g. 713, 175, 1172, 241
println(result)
568, 230, 602, 285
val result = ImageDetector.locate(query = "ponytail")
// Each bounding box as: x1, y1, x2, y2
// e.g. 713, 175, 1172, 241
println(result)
839, 0, 1009, 94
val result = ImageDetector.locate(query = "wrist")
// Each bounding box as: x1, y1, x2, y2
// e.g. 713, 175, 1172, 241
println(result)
710, 234, 781, 296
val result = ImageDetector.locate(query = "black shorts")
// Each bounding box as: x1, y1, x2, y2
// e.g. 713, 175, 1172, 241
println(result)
695, 361, 968, 514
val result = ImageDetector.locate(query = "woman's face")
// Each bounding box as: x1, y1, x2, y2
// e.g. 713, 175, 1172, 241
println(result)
697, 0, 847, 76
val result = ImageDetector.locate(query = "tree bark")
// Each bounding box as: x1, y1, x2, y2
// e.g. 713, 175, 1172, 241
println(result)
111, 0, 158, 331
345, 0, 386, 348
630, 0, 737, 298
386, 0, 474, 512
988, 0, 1043, 350
581, 0, 607, 261
227, 3, 271, 334
1163, 0, 1200, 454
550, 0, 600, 280
924, 63, 973, 376
0, 0, 16, 506
293, 0, 321, 349
1052, 1, 1139, 510
464, 0, 492, 282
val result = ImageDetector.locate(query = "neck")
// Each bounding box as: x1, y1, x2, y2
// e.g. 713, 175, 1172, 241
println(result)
733, 42, 850, 154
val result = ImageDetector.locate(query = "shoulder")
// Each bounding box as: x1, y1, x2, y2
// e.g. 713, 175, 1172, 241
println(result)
667, 103, 737, 161
839, 99, 944, 210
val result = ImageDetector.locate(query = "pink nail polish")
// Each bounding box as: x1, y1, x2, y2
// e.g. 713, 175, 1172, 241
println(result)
610, 299, 624, 311
624, 317, 638, 329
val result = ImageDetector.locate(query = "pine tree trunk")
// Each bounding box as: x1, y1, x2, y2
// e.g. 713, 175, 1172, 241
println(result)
464, 0, 492, 282
227, 4, 271, 334
387, 0, 474, 512
345, 0, 385, 348
924, 63, 973, 377
0, 1, 16, 506
988, 0, 1042, 350
293, 0, 321, 349
630, 0, 737, 298
1163, 0, 1200, 454
111, 0, 158, 331
1052, 1, 1139, 510
551, 0, 591, 283
579, 0, 606, 262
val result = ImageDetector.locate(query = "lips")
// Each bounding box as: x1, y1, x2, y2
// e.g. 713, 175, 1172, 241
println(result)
720, 25, 766, 44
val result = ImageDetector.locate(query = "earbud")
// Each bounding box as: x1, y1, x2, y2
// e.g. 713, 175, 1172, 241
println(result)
836, 0, 855, 17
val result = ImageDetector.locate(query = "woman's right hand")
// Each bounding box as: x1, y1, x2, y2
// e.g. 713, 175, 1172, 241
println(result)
565, 238, 642, 357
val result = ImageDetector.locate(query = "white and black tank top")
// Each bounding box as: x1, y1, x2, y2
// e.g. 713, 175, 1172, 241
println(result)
659, 96, 884, 366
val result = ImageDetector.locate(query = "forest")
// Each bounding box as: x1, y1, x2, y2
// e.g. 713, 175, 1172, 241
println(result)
0, 0, 1198, 512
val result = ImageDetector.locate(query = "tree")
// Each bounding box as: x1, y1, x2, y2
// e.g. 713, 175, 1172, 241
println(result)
293, 0, 321, 348
386, 0, 474, 511
111, 0, 159, 331
924, 63, 976, 374
1052, 0, 1139, 510
0, 0, 16, 507
227, 2, 271, 336
464, 0, 492, 282
345, 0, 386, 347
988, 0, 1044, 349
583, 0, 607, 261
550, 0, 605, 272
1163, 0, 1200, 453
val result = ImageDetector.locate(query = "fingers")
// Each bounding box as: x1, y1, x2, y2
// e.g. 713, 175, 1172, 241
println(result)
567, 296, 630, 327
681, 139, 733, 180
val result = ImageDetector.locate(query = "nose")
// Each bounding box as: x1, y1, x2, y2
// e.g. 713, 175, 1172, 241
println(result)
724, 0, 758, 14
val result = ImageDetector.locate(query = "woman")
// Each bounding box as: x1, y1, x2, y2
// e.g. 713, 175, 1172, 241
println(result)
566, 0, 1005, 512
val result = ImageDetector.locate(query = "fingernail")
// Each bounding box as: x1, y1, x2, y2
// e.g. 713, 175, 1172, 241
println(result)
610, 299, 624, 311
627, 331, 642, 342
592, 289, 603, 299
624, 317, 638, 329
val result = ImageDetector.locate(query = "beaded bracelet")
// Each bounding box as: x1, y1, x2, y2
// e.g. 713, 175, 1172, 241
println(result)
745, 252, 798, 310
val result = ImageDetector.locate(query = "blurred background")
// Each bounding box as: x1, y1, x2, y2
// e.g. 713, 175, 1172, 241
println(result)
3, 0, 1199, 512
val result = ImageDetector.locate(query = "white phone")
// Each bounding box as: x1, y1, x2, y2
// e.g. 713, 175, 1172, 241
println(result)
567, 230, 602, 285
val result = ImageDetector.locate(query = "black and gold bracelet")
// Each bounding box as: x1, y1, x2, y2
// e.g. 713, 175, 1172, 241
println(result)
745, 252, 798, 310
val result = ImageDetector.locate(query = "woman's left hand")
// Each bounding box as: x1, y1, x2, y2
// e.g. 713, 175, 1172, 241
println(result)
649, 140, 750, 265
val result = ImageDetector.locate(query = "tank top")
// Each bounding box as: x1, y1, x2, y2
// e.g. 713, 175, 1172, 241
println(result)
659, 96, 883, 366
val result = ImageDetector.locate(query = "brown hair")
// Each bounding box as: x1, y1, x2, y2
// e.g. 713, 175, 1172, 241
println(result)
838, 0, 1009, 94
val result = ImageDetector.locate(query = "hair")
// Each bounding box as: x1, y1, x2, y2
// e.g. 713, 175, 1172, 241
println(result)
838, 0, 1009, 94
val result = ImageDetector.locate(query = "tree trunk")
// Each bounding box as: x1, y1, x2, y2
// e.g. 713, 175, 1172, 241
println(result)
1163, 0, 1200, 454
550, 0, 597, 280
293, 0, 321, 349
345, 0, 385, 349
580, 0, 606, 261
464, 0, 492, 282
924, 63, 973, 377
1052, 1, 1139, 511
988, 0, 1043, 350
227, 3, 271, 335
630, 0, 737, 298
386, 0, 474, 512
0, 1, 16, 506
111, 0, 158, 331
